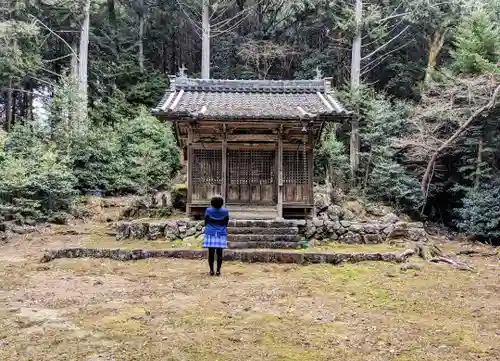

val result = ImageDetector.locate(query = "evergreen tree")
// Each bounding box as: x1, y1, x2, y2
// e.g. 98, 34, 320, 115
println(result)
451, 9, 500, 74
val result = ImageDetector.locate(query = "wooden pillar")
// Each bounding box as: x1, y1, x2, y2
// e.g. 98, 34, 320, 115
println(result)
308, 129, 315, 218
187, 126, 194, 217
221, 125, 227, 203
277, 126, 284, 219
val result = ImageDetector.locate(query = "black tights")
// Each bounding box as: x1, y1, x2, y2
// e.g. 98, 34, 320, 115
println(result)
208, 248, 223, 274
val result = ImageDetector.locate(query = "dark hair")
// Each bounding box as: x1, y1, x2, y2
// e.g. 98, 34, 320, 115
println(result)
210, 195, 224, 209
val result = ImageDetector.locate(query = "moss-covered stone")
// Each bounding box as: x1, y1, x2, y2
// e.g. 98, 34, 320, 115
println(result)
171, 184, 187, 211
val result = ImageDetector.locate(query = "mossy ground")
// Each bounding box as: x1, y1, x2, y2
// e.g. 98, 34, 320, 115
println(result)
0, 212, 498, 361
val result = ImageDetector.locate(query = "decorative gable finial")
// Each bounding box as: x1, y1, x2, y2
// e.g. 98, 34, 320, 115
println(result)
314, 66, 323, 80
178, 64, 187, 78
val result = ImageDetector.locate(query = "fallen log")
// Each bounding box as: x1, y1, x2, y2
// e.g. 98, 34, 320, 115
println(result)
428, 256, 475, 272
455, 249, 498, 257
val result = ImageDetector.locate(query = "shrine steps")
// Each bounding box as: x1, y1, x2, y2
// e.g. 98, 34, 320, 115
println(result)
229, 227, 298, 235
227, 219, 303, 250
226, 205, 278, 220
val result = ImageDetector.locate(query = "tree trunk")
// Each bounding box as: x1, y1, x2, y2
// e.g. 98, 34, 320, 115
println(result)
424, 31, 445, 85
107, 0, 120, 60
474, 136, 484, 190
71, 41, 78, 78
201, 0, 210, 79
79, 0, 91, 115
138, 0, 145, 73
11, 88, 17, 128
5, 77, 13, 131
350, 0, 362, 183
27, 86, 33, 123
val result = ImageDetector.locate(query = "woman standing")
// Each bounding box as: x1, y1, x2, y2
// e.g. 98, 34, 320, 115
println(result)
202, 195, 229, 276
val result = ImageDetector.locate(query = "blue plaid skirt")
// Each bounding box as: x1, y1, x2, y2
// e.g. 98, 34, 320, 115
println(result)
202, 234, 228, 249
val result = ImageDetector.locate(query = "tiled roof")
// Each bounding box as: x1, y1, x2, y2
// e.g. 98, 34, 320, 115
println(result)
152, 76, 346, 120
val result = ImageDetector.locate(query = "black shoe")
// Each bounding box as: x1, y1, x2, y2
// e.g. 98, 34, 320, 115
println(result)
210, 271, 215, 276
216, 271, 221, 277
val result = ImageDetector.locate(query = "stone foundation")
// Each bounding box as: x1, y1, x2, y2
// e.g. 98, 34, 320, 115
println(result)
303, 218, 428, 243
116, 219, 204, 241
115, 216, 428, 245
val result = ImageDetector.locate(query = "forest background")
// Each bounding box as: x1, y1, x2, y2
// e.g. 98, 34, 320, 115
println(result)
0, 0, 499, 242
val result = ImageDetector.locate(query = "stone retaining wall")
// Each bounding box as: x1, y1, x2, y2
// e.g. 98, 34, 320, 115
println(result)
115, 215, 428, 244
303, 218, 428, 244
116, 219, 204, 241
40, 247, 415, 265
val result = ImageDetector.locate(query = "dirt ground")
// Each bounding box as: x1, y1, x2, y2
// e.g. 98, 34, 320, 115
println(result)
0, 216, 499, 361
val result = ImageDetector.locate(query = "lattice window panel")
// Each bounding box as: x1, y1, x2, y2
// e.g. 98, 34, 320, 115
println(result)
283, 150, 309, 184
192, 149, 222, 184
228, 150, 275, 185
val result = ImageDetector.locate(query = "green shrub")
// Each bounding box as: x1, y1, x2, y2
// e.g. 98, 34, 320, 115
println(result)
451, 10, 500, 75
115, 107, 180, 193
366, 159, 422, 213
0, 148, 77, 215
457, 180, 500, 242
71, 108, 181, 195
71, 126, 124, 193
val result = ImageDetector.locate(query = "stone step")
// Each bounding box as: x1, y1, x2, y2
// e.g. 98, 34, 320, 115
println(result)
228, 219, 304, 228
227, 205, 277, 212
227, 205, 278, 220
228, 241, 300, 249
228, 227, 299, 235
228, 234, 302, 243
229, 211, 278, 220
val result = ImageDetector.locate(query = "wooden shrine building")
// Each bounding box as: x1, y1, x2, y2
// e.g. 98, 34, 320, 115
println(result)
152, 75, 347, 219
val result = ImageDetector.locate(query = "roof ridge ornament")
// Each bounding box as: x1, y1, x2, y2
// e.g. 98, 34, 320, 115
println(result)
178, 64, 188, 78
314, 66, 323, 80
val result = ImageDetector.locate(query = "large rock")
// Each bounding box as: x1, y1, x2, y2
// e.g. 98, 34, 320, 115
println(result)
304, 221, 316, 238
340, 220, 351, 228
341, 232, 362, 244
344, 200, 365, 218
381, 213, 400, 224
151, 191, 172, 209
313, 218, 324, 228
363, 234, 383, 244
185, 227, 197, 237
365, 204, 393, 217
171, 184, 187, 211
164, 220, 180, 240
342, 209, 356, 221
408, 227, 428, 242
147, 222, 165, 240
314, 192, 330, 213
129, 222, 146, 239
387, 222, 409, 237
348, 223, 364, 233
363, 223, 385, 234
116, 222, 131, 240
326, 205, 344, 221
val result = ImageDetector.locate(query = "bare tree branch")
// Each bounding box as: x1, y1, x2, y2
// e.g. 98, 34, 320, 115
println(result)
362, 18, 405, 47
421, 84, 500, 196
43, 54, 73, 63
361, 39, 413, 75
28, 15, 79, 61
175, 0, 203, 32
361, 25, 410, 61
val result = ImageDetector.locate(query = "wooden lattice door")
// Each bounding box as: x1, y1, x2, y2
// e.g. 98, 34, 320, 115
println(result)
192, 149, 222, 201
227, 149, 276, 204
283, 149, 310, 203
